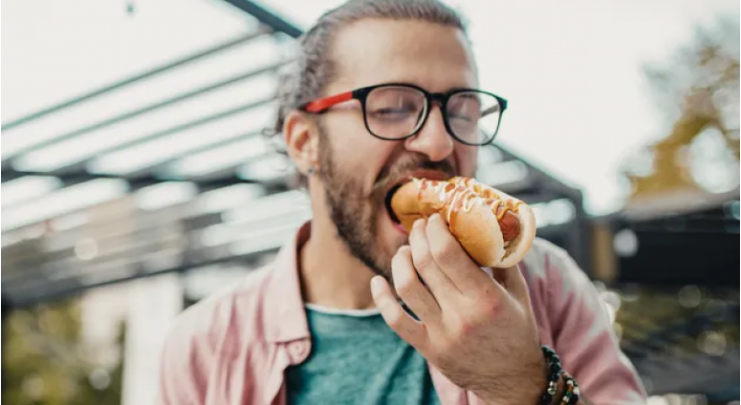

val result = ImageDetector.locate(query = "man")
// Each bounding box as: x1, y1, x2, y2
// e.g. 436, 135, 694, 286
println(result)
158, 0, 647, 404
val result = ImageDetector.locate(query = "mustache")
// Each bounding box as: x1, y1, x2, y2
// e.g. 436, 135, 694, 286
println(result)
371, 154, 458, 197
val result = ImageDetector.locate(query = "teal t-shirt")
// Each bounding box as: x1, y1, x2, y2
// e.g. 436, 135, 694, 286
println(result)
285, 304, 441, 405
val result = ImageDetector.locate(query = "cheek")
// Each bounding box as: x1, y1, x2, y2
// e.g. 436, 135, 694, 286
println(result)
456, 146, 479, 177
328, 122, 396, 178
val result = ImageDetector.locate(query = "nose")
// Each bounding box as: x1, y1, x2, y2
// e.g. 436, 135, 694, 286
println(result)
404, 105, 454, 162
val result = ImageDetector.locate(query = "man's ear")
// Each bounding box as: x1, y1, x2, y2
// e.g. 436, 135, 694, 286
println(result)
283, 111, 320, 175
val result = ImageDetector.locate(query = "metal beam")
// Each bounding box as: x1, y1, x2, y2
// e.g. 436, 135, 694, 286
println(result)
3, 97, 276, 183
2, 246, 282, 308
1, 29, 270, 131
1, 167, 267, 191
221, 0, 303, 38
3, 60, 283, 163
126, 130, 264, 178
495, 144, 584, 203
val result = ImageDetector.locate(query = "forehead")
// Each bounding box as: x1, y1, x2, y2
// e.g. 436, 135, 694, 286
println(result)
327, 18, 478, 94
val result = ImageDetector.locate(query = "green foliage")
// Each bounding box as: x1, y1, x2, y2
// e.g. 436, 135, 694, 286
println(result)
624, 16, 739, 200
2, 299, 125, 405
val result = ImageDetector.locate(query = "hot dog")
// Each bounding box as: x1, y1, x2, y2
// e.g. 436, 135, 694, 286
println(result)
389, 176, 536, 268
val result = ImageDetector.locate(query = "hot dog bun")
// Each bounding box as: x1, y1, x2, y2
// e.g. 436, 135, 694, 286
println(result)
389, 177, 536, 268
450, 176, 537, 268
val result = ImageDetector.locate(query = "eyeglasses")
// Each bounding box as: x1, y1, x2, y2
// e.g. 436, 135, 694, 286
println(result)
300, 83, 508, 146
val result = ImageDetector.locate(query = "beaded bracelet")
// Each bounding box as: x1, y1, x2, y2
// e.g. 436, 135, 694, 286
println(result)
558, 370, 580, 405
538, 346, 582, 405
538, 346, 563, 405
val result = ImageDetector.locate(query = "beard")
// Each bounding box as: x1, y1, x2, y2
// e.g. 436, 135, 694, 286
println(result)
316, 127, 457, 280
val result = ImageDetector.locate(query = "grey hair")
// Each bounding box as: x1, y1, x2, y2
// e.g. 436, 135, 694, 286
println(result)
266, 0, 468, 188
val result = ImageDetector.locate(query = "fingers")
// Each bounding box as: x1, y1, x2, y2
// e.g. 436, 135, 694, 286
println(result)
408, 217, 459, 298
491, 264, 531, 306
424, 213, 494, 293
370, 276, 428, 349
392, 246, 441, 322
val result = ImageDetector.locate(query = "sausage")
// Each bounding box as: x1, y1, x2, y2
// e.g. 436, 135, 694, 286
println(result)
498, 210, 521, 242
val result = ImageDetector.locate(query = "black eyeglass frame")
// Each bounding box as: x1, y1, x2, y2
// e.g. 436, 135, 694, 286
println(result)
300, 82, 508, 146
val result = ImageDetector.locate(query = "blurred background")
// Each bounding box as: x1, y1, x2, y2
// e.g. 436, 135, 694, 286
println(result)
1, 0, 738, 404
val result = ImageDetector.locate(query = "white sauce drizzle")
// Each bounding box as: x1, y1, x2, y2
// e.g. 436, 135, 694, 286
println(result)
414, 178, 484, 223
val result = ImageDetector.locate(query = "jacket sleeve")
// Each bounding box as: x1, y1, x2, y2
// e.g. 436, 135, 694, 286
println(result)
540, 242, 647, 405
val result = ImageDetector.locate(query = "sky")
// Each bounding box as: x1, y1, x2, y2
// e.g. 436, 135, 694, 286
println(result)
2, 0, 739, 215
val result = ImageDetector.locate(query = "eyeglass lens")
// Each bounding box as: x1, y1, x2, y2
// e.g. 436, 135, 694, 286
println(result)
364, 86, 502, 144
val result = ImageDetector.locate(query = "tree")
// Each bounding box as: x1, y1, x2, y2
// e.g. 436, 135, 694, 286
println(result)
622, 16, 739, 202
2, 299, 125, 405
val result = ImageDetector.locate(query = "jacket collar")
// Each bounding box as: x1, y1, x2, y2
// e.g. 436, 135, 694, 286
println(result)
262, 221, 312, 343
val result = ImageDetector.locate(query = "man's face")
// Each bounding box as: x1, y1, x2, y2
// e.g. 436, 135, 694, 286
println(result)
315, 19, 480, 279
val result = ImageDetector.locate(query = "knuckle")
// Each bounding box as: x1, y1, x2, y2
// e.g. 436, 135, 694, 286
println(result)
453, 320, 474, 341
437, 336, 459, 356
485, 294, 502, 311
413, 249, 436, 272
479, 297, 502, 321
385, 310, 405, 329
394, 276, 416, 298
431, 241, 458, 265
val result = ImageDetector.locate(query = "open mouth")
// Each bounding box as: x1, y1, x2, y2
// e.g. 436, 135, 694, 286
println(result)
385, 184, 403, 224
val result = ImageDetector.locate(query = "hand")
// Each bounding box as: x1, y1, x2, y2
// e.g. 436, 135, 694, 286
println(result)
370, 214, 546, 405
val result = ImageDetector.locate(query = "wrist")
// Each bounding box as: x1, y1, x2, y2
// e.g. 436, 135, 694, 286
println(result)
548, 376, 566, 405
475, 346, 581, 405
543, 372, 581, 405
475, 358, 547, 405
477, 382, 543, 405
535, 346, 581, 405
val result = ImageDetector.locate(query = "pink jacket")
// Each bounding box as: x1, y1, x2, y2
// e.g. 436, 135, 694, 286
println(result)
158, 222, 647, 405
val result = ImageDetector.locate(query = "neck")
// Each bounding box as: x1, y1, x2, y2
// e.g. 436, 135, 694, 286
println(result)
299, 216, 378, 311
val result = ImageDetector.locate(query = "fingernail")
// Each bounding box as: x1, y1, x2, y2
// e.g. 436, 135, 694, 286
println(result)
413, 218, 425, 229
370, 276, 383, 295
430, 213, 440, 222
394, 245, 410, 258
